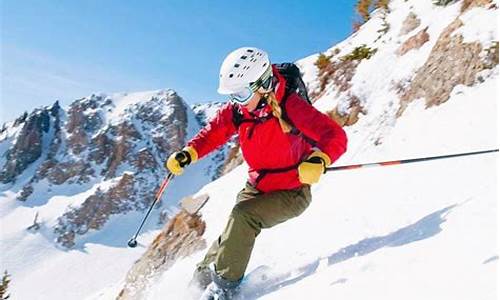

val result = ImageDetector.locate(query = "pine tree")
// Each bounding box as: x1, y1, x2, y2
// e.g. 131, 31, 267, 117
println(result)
0, 271, 11, 300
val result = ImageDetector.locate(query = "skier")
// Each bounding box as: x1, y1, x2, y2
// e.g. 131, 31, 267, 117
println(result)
166, 47, 347, 299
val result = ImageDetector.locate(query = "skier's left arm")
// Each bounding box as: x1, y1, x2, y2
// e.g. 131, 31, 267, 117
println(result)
285, 93, 348, 165
165, 103, 237, 175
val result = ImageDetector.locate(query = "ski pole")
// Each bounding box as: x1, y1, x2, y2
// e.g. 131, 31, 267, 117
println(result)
128, 172, 174, 248
326, 149, 499, 172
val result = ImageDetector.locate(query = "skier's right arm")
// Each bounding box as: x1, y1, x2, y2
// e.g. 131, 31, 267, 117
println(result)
166, 103, 237, 175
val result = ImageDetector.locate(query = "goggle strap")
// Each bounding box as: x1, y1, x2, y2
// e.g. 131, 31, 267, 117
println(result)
249, 65, 273, 92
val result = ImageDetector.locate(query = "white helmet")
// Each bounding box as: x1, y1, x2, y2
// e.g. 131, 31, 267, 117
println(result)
218, 47, 272, 96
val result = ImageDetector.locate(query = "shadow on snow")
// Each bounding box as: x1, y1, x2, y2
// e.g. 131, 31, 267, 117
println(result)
240, 204, 457, 299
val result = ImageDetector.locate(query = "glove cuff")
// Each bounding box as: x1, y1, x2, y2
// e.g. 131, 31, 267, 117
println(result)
308, 150, 331, 166
183, 146, 198, 163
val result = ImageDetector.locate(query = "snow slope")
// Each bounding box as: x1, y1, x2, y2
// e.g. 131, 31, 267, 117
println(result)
141, 78, 497, 299
141, 0, 498, 298
296, 0, 498, 163
145, 150, 496, 300
1, 0, 497, 299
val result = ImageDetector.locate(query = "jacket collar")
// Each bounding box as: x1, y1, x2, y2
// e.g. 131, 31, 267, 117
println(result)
240, 98, 272, 119
272, 64, 286, 102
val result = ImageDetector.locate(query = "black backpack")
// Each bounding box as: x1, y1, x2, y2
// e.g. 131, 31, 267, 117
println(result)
273, 63, 311, 104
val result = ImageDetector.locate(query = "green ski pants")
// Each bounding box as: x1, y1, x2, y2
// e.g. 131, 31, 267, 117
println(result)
196, 182, 312, 282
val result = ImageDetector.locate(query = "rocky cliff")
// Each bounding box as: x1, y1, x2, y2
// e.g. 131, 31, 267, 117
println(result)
0, 89, 225, 248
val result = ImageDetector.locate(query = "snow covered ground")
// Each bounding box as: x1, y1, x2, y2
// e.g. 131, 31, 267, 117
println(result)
144, 22, 499, 296
141, 79, 497, 300
1, 0, 497, 299
144, 150, 496, 300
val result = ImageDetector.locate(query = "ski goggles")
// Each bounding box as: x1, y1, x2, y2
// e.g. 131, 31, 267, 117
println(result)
229, 68, 273, 105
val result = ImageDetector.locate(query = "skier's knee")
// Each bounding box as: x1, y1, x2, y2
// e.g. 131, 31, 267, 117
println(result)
231, 203, 260, 232
231, 202, 250, 218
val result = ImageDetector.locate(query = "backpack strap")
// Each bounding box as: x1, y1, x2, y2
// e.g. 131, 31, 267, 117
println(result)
254, 161, 302, 186
296, 73, 311, 104
231, 105, 245, 128
232, 105, 259, 127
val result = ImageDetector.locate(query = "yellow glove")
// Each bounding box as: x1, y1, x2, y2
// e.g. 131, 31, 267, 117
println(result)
165, 146, 198, 175
298, 150, 331, 185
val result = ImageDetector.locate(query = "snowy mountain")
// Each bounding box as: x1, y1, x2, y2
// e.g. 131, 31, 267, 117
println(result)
191, 101, 226, 127
1, 0, 498, 299
0, 89, 225, 248
0, 89, 229, 298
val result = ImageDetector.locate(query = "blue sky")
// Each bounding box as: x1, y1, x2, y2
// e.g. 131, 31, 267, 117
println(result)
1, 0, 357, 123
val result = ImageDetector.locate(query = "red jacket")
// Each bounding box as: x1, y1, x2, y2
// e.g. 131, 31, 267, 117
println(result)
187, 67, 347, 193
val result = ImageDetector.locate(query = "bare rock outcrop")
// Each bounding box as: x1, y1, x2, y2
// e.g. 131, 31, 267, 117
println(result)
117, 210, 206, 299
54, 173, 138, 248
397, 27, 430, 56
399, 12, 421, 36
48, 91, 193, 248
220, 140, 244, 176
66, 95, 105, 155
398, 18, 496, 115
0, 89, 199, 246
327, 94, 366, 127
136, 94, 188, 156
0, 105, 54, 184
461, 0, 493, 12
311, 59, 361, 101
44, 161, 94, 185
